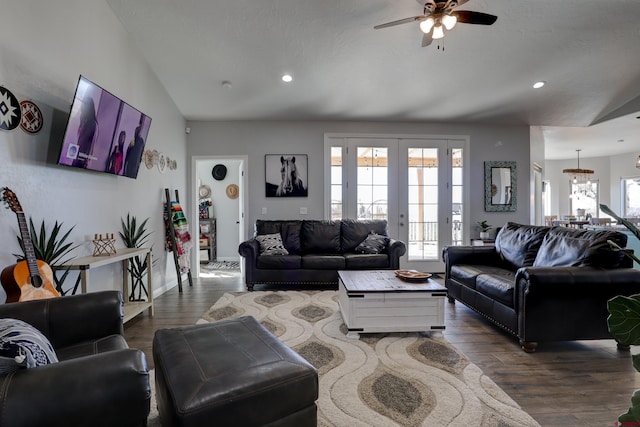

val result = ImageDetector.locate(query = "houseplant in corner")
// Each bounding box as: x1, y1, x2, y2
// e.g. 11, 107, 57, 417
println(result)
477, 220, 492, 239
600, 203, 640, 423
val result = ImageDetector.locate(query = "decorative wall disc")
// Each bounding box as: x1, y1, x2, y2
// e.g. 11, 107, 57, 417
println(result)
19, 100, 43, 134
0, 87, 21, 131
144, 150, 154, 169
157, 152, 167, 173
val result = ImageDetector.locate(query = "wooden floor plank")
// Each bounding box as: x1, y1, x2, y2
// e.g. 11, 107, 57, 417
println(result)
124, 272, 637, 426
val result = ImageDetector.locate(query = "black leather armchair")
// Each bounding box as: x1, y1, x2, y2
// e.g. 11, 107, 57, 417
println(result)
0, 291, 150, 427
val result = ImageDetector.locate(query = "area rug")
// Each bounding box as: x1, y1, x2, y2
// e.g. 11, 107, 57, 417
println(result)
202, 260, 240, 270
183, 290, 540, 427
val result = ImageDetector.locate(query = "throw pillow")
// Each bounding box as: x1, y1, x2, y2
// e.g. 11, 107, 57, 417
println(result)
355, 232, 390, 254
0, 319, 58, 371
256, 233, 289, 256
533, 234, 591, 267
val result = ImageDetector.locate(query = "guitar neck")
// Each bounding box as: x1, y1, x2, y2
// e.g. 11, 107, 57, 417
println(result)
16, 212, 40, 279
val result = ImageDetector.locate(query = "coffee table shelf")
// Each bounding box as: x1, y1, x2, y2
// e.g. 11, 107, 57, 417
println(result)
338, 270, 446, 338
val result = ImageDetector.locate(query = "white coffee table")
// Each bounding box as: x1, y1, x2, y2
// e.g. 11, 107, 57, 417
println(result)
337, 270, 447, 338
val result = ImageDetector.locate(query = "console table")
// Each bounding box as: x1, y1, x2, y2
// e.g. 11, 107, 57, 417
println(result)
59, 247, 153, 323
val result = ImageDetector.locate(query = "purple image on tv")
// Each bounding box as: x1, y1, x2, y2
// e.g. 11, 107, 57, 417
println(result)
58, 76, 152, 179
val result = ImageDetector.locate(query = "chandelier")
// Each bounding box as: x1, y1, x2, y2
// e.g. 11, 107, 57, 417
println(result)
563, 149, 594, 184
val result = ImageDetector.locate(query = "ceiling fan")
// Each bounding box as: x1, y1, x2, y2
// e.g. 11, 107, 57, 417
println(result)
374, 0, 497, 47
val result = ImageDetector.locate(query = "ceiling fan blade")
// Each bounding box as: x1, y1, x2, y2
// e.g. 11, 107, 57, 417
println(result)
421, 32, 434, 47
453, 10, 498, 25
374, 16, 423, 29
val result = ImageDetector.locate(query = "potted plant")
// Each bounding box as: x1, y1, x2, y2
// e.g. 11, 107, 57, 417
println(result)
477, 220, 492, 239
600, 204, 640, 423
120, 214, 153, 302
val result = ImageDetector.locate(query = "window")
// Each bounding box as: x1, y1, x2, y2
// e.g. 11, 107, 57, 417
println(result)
569, 180, 598, 217
622, 177, 640, 217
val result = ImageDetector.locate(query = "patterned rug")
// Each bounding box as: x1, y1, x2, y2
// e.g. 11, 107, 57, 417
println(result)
202, 261, 240, 270
185, 291, 540, 427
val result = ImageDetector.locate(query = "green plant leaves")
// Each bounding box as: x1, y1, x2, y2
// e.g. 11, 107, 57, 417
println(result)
607, 294, 640, 346
618, 389, 640, 423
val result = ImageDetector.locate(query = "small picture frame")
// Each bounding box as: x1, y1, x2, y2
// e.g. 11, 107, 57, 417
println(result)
265, 154, 308, 197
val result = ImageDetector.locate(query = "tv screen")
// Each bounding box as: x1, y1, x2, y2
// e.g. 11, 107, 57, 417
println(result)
57, 75, 152, 179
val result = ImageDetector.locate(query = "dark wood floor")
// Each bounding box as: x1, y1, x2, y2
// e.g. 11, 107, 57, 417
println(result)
125, 271, 639, 426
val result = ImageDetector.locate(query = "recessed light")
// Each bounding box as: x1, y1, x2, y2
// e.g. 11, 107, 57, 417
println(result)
282, 74, 293, 83
533, 81, 545, 89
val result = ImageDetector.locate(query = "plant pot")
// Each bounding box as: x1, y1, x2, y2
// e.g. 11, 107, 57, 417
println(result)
479, 231, 490, 239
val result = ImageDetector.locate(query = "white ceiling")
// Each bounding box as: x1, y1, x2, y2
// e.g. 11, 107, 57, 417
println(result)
105, 0, 640, 160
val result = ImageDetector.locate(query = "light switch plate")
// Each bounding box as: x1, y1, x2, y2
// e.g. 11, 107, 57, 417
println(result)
300, 207, 308, 215
262, 207, 267, 214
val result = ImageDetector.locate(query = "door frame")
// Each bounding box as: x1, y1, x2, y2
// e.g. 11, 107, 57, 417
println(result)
190, 155, 248, 278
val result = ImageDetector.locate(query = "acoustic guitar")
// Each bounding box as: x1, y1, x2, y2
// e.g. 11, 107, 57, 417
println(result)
1, 187, 60, 302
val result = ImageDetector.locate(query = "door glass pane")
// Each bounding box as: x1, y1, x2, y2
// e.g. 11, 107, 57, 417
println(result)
330, 147, 342, 220
451, 148, 463, 245
407, 148, 438, 260
357, 147, 388, 220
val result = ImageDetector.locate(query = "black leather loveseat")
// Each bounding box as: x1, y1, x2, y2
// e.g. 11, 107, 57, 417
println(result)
443, 222, 640, 352
0, 291, 150, 427
238, 219, 406, 291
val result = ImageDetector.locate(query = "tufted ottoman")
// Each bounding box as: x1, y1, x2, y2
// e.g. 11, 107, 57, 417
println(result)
152, 316, 318, 427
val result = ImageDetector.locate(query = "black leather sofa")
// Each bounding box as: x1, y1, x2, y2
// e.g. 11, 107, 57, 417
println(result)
0, 291, 150, 427
239, 219, 406, 291
443, 222, 640, 352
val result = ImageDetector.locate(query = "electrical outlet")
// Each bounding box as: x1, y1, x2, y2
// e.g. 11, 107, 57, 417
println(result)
300, 207, 308, 215
262, 207, 267, 214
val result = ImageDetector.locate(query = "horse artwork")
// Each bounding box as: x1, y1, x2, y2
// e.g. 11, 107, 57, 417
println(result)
265, 154, 308, 197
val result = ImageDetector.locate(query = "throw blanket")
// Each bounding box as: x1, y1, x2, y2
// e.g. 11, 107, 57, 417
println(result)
165, 201, 192, 270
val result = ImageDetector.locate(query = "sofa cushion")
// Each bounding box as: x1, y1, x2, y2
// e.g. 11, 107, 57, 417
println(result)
301, 255, 346, 270
0, 319, 58, 369
495, 222, 550, 269
255, 220, 284, 235
475, 273, 516, 308
301, 220, 341, 254
533, 234, 592, 267
450, 265, 513, 290
344, 253, 389, 269
256, 233, 289, 255
55, 335, 129, 361
281, 221, 302, 254
541, 227, 628, 268
355, 233, 389, 254
341, 219, 388, 253
257, 255, 302, 269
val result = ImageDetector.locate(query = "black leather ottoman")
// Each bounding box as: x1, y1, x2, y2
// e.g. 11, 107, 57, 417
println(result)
153, 316, 318, 427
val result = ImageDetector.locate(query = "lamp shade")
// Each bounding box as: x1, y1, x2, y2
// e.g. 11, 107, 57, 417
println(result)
432, 25, 445, 39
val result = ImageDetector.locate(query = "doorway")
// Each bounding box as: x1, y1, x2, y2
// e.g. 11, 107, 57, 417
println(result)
191, 155, 248, 278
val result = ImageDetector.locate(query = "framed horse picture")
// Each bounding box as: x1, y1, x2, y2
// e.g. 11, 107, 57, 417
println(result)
265, 154, 308, 197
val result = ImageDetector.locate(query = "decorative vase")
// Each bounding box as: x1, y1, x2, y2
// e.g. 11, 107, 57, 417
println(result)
480, 231, 490, 239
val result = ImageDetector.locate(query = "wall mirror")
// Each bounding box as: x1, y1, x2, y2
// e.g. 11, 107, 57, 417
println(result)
484, 161, 517, 212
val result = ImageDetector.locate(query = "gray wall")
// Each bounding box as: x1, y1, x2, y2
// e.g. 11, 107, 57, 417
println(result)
186, 120, 531, 241
0, 0, 188, 301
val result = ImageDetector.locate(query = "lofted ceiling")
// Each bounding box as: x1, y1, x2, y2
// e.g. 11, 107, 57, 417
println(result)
105, 0, 640, 160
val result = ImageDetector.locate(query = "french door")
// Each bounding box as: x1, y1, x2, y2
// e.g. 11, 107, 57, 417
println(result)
325, 135, 468, 272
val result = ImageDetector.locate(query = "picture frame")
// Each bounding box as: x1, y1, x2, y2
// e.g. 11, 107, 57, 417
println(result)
265, 154, 308, 197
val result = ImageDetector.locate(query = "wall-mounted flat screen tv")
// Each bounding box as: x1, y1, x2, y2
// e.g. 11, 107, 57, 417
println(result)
57, 75, 152, 179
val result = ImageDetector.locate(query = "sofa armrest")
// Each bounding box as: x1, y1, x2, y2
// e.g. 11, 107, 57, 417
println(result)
515, 267, 640, 342
238, 238, 260, 263
0, 290, 124, 349
442, 245, 503, 277
0, 349, 149, 427
387, 239, 406, 269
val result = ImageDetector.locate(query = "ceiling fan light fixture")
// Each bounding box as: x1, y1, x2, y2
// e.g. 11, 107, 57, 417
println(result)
432, 24, 445, 39
442, 14, 457, 30
419, 17, 435, 34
